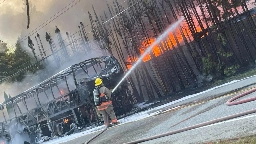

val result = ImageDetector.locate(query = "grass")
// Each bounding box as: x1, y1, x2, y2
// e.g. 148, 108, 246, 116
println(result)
211, 68, 256, 87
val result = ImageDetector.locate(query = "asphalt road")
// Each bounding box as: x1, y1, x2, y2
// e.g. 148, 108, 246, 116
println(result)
58, 75, 256, 144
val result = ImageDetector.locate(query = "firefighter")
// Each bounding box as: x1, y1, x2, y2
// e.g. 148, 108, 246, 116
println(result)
93, 78, 119, 127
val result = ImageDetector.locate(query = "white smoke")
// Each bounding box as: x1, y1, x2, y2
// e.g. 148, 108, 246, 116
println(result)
0, 0, 127, 103
0, 0, 127, 104
0, 41, 109, 144
0, 138, 8, 144
0, 119, 30, 144
0, 40, 109, 104
8, 119, 30, 144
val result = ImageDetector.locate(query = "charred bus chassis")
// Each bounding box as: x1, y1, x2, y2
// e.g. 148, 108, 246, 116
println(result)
0, 56, 137, 144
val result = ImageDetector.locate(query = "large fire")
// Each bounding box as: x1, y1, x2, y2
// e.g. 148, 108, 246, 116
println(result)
126, 18, 203, 69
126, 0, 255, 69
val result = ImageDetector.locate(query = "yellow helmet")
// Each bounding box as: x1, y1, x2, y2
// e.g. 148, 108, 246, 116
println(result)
95, 78, 103, 86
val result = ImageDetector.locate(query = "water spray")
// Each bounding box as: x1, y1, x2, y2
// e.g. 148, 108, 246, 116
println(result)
112, 17, 184, 93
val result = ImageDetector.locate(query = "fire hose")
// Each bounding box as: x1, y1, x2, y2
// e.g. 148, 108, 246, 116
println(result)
85, 87, 256, 144
226, 87, 256, 106
125, 87, 256, 144
85, 127, 108, 144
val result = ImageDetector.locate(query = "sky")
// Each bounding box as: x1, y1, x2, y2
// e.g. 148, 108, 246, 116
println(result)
0, 0, 58, 45
0, 0, 125, 48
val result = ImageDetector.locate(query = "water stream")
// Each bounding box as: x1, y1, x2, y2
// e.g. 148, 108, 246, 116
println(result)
112, 17, 184, 93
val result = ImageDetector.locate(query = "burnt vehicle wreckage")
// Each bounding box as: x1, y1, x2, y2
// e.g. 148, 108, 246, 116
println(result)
0, 56, 137, 143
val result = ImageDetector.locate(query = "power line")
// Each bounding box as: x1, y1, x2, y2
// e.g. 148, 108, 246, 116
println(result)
19, 0, 82, 43
12, 0, 139, 71
34, 0, 138, 62
2, 0, 84, 66
26, 0, 30, 29
15, 0, 132, 60
0, 0, 141, 84
2, 0, 82, 48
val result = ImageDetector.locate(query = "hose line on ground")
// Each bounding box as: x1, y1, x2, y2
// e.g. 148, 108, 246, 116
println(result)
125, 107, 256, 144
125, 88, 256, 144
226, 87, 256, 106
85, 127, 108, 144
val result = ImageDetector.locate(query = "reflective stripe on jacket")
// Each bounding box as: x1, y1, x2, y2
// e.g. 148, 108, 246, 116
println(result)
96, 86, 112, 111
97, 101, 112, 111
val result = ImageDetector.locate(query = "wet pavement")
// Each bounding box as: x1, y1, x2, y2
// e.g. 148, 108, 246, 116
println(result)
55, 75, 256, 144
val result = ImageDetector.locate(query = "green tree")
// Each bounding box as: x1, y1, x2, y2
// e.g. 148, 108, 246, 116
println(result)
0, 40, 44, 83
199, 0, 247, 78
0, 41, 9, 79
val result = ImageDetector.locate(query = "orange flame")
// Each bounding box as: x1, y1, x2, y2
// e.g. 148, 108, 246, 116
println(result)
125, 1, 254, 69
139, 38, 161, 62
126, 16, 204, 68
64, 118, 69, 123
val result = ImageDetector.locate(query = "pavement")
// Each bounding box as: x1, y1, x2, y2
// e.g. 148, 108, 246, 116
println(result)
54, 74, 256, 144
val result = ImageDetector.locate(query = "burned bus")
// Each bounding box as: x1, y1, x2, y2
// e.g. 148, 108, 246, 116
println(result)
0, 56, 137, 144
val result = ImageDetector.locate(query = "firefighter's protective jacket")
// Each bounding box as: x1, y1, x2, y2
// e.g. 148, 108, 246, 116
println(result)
93, 86, 112, 111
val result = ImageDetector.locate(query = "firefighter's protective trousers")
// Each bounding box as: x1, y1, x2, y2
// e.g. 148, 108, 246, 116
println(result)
99, 103, 117, 126
96, 86, 117, 126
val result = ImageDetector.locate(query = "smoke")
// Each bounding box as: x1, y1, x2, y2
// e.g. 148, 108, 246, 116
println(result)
0, 0, 126, 103
0, 119, 30, 144
0, 40, 109, 104
0, 138, 7, 144
0, 0, 126, 46
0, 40, 109, 144
8, 119, 30, 144
0, 0, 127, 103
54, 41, 110, 72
